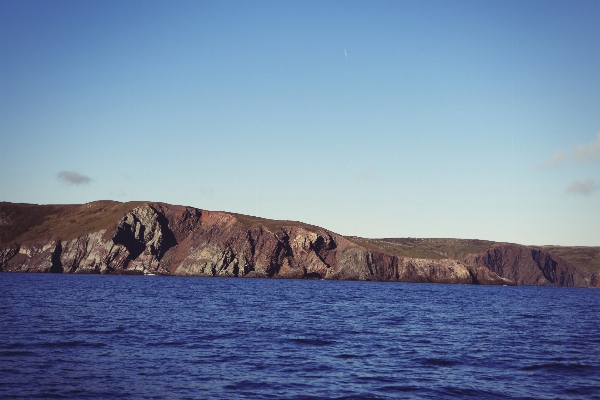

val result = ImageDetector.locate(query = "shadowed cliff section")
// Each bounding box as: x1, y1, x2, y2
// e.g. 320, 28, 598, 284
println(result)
0, 201, 597, 287
463, 244, 592, 287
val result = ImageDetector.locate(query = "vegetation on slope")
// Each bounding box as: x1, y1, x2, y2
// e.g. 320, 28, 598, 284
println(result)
378, 238, 498, 259
532, 246, 600, 274
0, 201, 144, 246
232, 213, 325, 233
345, 237, 445, 259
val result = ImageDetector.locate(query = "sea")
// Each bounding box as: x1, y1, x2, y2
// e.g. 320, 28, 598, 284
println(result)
1, 273, 599, 399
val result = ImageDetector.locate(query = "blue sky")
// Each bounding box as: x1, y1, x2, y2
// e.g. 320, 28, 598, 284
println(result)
1, 0, 599, 246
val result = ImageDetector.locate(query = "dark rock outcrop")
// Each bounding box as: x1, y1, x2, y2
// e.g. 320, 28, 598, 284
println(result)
464, 244, 596, 287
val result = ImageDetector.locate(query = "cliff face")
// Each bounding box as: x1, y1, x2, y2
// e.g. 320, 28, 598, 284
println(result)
464, 244, 597, 287
0, 201, 595, 287
0, 201, 514, 285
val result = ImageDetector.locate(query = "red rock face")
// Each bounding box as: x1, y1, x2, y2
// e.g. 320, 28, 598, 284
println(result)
0, 201, 595, 287
464, 244, 596, 287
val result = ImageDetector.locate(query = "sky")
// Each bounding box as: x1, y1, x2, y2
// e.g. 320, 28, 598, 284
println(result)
1, 0, 599, 246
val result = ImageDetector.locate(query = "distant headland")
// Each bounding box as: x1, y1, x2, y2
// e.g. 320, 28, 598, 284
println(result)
1, 201, 598, 287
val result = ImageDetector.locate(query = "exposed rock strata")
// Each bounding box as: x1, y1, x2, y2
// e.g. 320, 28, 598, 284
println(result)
0, 201, 596, 287
464, 244, 594, 287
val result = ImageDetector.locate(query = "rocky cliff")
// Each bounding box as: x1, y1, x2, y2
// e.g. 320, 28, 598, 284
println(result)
463, 244, 594, 287
0, 201, 596, 287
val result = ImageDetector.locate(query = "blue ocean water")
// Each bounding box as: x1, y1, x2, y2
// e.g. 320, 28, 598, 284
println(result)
0, 274, 599, 399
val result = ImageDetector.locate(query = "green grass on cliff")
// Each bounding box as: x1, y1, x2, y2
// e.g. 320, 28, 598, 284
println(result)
346, 237, 497, 260
378, 238, 498, 259
345, 237, 446, 259
0, 201, 144, 245
532, 245, 600, 273
232, 213, 325, 233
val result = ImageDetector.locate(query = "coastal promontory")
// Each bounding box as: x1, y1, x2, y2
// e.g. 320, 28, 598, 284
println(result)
1, 201, 597, 287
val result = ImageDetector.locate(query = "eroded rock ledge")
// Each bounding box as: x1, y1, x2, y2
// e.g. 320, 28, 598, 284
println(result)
1, 201, 597, 287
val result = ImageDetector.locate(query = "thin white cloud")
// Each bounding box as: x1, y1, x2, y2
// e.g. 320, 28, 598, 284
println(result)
542, 132, 600, 168
573, 132, 600, 162
566, 179, 598, 196
58, 171, 93, 185
543, 151, 567, 168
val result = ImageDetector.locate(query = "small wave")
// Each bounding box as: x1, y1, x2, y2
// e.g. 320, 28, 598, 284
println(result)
518, 313, 540, 319
312, 364, 333, 372
422, 358, 458, 367
414, 339, 432, 344
440, 387, 508, 398
357, 376, 397, 384
29, 393, 69, 399
185, 333, 236, 344
0, 350, 35, 357
147, 341, 187, 347
564, 386, 600, 396
36, 327, 125, 335
77, 326, 126, 335
336, 353, 358, 359
521, 363, 595, 372
223, 381, 270, 391
216, 355, 242, 363
387, 316, 406, 324
379, 385, 421, 393
289, 338, 335, 346
37, 341, 107, 348
5, 342, 28, 349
